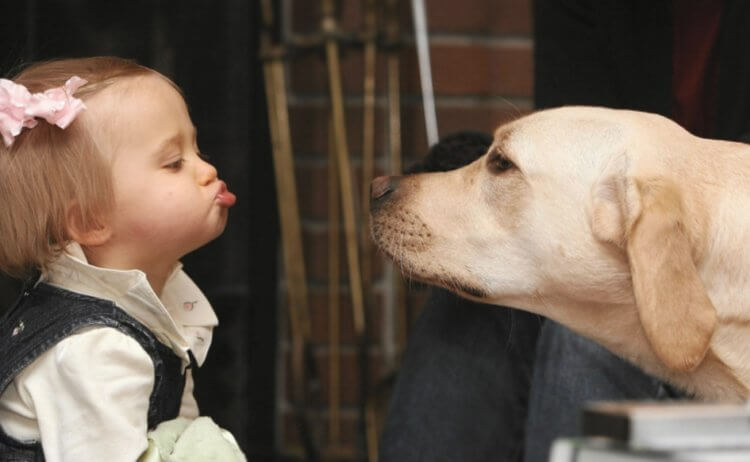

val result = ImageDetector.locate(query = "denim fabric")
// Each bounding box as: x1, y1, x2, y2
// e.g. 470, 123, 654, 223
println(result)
379, 289, 542, 462
0, 281, 186, 462
523, 321, 686, 462
379, 292, 686, 462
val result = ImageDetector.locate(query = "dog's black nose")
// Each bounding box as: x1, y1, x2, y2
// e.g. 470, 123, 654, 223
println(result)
371, 175, 393, 200
370, 175, 402, 209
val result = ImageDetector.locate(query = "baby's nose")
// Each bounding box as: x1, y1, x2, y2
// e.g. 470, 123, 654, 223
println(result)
198, 159, 218, 184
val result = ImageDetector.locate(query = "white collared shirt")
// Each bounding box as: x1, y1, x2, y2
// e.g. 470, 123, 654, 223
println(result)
0, 243, 218, 462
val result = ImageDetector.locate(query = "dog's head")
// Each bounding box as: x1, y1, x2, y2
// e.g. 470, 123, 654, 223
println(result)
370, 106, 717, 373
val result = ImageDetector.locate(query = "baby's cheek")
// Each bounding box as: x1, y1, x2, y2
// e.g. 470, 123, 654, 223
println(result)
124, 218, 164, 241
120, 205, 178, 239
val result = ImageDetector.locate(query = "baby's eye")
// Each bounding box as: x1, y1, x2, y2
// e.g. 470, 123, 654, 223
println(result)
164, 158, 184, 170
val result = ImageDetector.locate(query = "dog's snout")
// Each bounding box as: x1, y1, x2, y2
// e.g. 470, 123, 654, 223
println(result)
370, 175, 403, 211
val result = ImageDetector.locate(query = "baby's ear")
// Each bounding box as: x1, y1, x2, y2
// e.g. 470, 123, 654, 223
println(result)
65, 203, 112, 246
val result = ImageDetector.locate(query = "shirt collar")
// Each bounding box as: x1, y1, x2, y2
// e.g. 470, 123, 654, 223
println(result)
41, 243, 218, 368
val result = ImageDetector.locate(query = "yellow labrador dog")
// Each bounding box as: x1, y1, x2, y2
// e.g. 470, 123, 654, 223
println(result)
370, 106, 750, 402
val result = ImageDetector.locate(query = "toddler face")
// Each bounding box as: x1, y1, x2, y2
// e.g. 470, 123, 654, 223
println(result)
88, 74, 235, 268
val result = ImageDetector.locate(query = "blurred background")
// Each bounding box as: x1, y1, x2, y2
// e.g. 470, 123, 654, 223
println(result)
0, 1, 532, 460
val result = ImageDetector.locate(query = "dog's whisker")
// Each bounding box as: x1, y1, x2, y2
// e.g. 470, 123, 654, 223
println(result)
499, 96, 523, 120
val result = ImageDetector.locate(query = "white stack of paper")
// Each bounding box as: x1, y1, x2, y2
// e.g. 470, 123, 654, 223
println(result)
548, 401, 750, 462
581, 401, 750, 451
550, 438, 750, 462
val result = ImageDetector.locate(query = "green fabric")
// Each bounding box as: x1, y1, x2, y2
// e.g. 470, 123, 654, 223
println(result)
138, 417, 246, 462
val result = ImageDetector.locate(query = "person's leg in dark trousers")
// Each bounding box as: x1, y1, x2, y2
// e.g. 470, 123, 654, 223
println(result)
379, 288, 542, 462
523, 321, 686, 462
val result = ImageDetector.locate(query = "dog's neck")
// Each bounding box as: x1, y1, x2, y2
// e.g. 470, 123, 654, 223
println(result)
510, 294, 749, 402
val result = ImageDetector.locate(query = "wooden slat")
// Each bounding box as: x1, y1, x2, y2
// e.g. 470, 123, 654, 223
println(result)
328, 119, 342, 445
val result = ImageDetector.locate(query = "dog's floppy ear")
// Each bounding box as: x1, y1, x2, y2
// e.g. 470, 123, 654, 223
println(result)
590, 162, 716, 372
627, 180, 716, 372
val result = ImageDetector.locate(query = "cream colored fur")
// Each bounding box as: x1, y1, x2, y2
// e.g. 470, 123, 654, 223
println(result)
370, 106, 750, 401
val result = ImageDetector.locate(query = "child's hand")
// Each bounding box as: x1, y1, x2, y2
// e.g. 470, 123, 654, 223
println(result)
138, 416, 247, 462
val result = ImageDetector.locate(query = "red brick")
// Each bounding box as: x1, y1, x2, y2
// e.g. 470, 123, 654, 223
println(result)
400, 43, 533, 97
437, 104, 533, 135
287, 55, 532, 164
298, 226, 386, 284
307, 290, 384, 345
281, 411, 361, 458
277, 0, 536, 459
286, 105, 328, 157
288, 104, 391, 159
289, 47, 392, 96
290, 0, 364, 34
282, 348, 384, 407
317, 350, 385, 407
289, 42, 533, 99
294, 161, 329, 220
294, 161, 390, 221
396, 103, 531, 160
427, 0, 532, 35
290, 1, 323, 33
290, 0, 534, 41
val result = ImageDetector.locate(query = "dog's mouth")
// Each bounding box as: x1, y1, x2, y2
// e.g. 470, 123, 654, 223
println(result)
424, 274, 487, 299
371, 207, 487, 299
374, 240, 487, 300
415, 275, 488, 300
448, 282, 487, 299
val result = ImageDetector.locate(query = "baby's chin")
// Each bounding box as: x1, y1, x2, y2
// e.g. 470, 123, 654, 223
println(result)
206, 218, 230, 242
177, 223, 229, 258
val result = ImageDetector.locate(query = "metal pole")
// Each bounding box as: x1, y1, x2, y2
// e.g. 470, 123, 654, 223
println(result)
410, 0, 439, 147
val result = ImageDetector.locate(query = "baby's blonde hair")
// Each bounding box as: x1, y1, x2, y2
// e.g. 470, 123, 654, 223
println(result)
0, 56, 155, 278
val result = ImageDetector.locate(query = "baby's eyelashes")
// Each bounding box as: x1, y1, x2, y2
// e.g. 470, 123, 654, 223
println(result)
164, 158, 185, 170
163, 151, 208, 171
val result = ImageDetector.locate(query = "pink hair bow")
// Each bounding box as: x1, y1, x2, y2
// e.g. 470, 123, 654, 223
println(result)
0, 76, 88, 147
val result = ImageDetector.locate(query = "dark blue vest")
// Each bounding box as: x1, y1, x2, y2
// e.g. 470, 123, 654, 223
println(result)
0, 279, 186, 461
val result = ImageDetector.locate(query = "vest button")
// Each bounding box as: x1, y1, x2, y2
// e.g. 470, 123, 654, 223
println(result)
12, 321, 25, 336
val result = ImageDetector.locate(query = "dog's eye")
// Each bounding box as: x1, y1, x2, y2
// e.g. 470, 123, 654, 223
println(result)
487, 152, 515, 174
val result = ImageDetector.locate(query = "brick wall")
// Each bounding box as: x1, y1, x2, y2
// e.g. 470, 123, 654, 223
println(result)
276, 0, 533, 459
